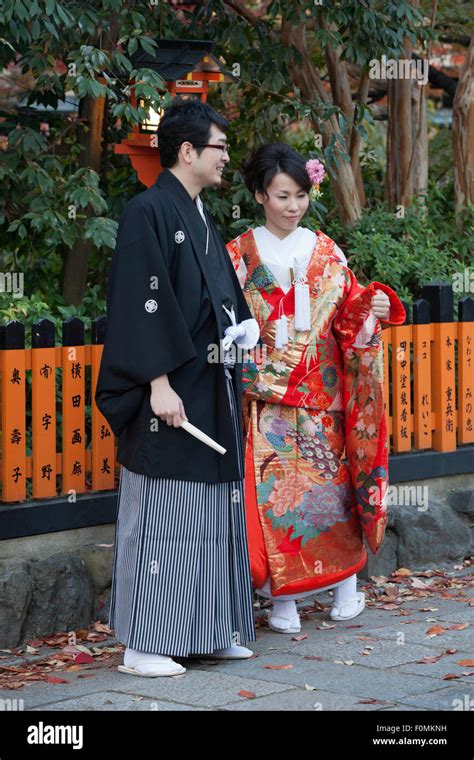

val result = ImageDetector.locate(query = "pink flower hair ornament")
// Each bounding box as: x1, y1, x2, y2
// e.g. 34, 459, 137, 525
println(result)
305, 158, 326, 200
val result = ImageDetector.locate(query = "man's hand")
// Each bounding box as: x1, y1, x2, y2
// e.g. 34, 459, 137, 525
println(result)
150, 375, 187, 428
370, 289, 390, 320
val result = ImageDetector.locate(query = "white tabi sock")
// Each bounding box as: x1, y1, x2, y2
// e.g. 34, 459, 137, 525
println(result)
124, 647, 171, 666
271, 599, 299, 622
333, 574, 358, 614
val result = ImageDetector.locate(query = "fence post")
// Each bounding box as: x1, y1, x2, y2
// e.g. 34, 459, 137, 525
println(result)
91, 316, 115, 490
421, 282, 456, 451
412, 298, 432, 449
31, 318, 57, 499
0, 321, 26, 502
458, 296, 474, 444
62, 317, 86, 496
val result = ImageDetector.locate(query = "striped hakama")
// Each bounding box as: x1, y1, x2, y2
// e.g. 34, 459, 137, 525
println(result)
108, 365, 256, 657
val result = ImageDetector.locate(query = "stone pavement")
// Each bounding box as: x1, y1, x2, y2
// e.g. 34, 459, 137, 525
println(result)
0, 565, 473, 712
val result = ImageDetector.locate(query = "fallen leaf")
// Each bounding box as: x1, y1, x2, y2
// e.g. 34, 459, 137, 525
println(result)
443, 673, 461, 680
0, 665, 25, 672
411, 578, 432, 589
264, 664, 293, 670
74, 653, 94, 665
449, 624, 469, 631
456, 659, 474, 667
304, 656, 323, 661
382, 604, 399, 610
93, 623, 112, 634
417, 655, 442, 664
62, 646, 82, 657
74, 645, 94, 655
426, 626, 446, 637
74, 630, 90, 640
304, 684, 316, 691
46, 676, 69, 684
238, 690, 256, 699
393, 568, 412, 576
358, 698, 390, 704
370, 576, 388, 585
291, 634, 308, 642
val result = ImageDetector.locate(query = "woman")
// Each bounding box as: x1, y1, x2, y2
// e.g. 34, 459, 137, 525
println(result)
226, 143, 405, 633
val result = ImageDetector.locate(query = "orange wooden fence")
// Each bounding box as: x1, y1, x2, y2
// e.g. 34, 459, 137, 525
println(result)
0, 284, 473, 503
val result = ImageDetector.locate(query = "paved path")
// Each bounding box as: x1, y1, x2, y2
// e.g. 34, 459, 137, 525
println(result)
0, 565, 472, 711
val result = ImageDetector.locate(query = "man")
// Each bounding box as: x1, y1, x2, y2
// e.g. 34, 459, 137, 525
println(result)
95, 99, 259, 677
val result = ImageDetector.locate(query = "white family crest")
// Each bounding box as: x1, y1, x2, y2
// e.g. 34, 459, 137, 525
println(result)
175, 230, 185, 244
144, 299, 158, 313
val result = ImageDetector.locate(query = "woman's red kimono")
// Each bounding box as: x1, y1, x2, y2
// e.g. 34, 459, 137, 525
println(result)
227, 229, 406, 596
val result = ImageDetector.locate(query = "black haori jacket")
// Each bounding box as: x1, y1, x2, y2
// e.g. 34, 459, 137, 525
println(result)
95, 169, 253, 482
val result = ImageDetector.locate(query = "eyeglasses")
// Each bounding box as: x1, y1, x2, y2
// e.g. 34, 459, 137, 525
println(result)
175, 143, 229, 153
193, 143, 229, 153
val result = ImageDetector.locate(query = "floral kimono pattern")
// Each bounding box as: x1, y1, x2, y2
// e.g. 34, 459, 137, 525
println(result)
227, 229, 406, 596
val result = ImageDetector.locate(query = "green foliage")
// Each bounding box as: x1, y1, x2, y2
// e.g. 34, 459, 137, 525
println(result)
0, 0, 173, 313
326, 183, 474, 305
0, 285, 107, 346
0, 0, 470, 327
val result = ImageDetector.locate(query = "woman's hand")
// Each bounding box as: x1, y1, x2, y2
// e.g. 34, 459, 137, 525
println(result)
370, 289, 390, 320
150, 375, 187, 427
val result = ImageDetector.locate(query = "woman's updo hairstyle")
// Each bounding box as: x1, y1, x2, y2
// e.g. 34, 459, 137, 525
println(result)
242, 143, 312, 198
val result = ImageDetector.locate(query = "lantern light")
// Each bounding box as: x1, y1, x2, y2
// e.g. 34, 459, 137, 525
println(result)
114, 39, 238, 187
137, 101, 164, 132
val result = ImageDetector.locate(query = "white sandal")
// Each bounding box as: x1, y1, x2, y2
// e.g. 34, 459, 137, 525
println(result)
118, 655, 186, 677
330, 592, 365, 621
268, 613, 301, 634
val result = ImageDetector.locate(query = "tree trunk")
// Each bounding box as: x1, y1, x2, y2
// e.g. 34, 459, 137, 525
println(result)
452, 35, 474, 216
385, 40, 428, 208
62, 16, 119, 305
62, 95, 106, 305
322, 20, 367, 207
281, 21, 362, 225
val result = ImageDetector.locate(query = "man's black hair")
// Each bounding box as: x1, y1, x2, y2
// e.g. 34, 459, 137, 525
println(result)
158, 98, 229, 168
